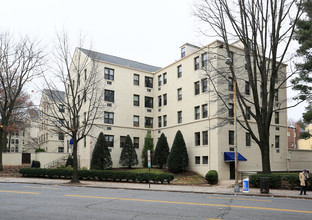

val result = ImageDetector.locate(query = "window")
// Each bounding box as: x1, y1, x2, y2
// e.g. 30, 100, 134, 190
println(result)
158, 95, 162, 107
202, 131, 208, 145
275, 135, 280, 148
133, 94, 140, 106
194, 56, 200, 70
78, 95, 80, 104
58, 147, 64, 153
133, 74, 139, 85
105, 135, 114, 147
202, 78, 208, 93
104, 90, 114, 102
58, 132, 64, 141
158, 116, 162, 128
229, 130, 234, 145
104, 67, 114, 80
195, 106, 200, 120
274, 90, 279, 101
202, 104, 208, 118
78, 73, 80, 86
246, 107, 251, 120
104, 112, 114, 124
84, 136, 86, 147
163, 94, 167, 106
133, 137, 139, 148
59, 105, 65, 113
245, 81, 250, 95
144, 96, 153, 108
133, 115, 140, 127
229, 103, 234, 117
145, 76, 153, 88
195, 132, 200, 146
260, 84, 264, 98
120, 136, 126, 148
178, 111, 182, 124
246, 132, 251, 146
163, 115, 167, 127
202, 156, 208, 164
194, 81, 200, 95
177, 88, 182, 101
228, 77, 233, 91
84, 69, 87, 81
177, 65, 182, 78
158, 75, 162, 87
84, 90, 87, 102
163, 73, 167, 84
145, 117, 153, 128
202, 52, 208, 67
181, 47, 185, 58
16, 139, 19, 144
59, 118, 65, 126
195, 156, 200, 164
275, 112, 279, 124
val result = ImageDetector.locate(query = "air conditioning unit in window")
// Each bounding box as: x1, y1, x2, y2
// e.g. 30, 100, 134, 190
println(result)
107, 81, 112, 85
158, 87, 161, 91
147, 89, 152, 92
147, 109, 152, 112
276, 149, 280, 153
107, 103, 112, 107
107, 127, 112, 130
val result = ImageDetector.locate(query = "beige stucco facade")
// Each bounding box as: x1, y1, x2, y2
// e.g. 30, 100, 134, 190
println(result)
70, 41, 288, 180
298, 124, 312, 150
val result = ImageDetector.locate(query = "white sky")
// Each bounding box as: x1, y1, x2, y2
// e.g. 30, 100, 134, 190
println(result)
0, 0, 306, 121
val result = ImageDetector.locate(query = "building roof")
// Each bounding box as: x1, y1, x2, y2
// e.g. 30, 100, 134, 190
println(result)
78, 48, 162, 73
43, 89, 65, 102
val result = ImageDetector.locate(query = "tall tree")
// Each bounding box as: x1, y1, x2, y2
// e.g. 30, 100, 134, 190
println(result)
168, 130, 188, 173
40, 31, 105, 183
119, 135, 138, 169
0, 32, 44, 170
141, 130, 154, 168
194, 0, 304, 173
90, 132, 112, 170
292, 0, 312, 101
154, 133, 170, 169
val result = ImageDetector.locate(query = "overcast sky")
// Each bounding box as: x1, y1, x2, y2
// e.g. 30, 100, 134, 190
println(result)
0, 0, 306, 121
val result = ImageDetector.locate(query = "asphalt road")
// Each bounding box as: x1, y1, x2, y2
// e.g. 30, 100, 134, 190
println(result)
0, 183, 312, 220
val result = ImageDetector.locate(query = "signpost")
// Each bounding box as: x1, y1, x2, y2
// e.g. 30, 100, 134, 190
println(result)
148, 150, 151, 188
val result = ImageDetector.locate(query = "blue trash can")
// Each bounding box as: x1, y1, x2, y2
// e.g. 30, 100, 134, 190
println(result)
243, 178, 249, 193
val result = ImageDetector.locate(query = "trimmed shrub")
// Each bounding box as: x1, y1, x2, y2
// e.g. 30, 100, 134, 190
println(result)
18, 168, 174, 184
205, 170, 218, 184
249, 174, 283, 189
35, 148, 45, 153
154, 133, 170, 169
168, 130, 188, 173
90, 132, 112, 170
141, 130, 154, 168
119, 135, 138, 168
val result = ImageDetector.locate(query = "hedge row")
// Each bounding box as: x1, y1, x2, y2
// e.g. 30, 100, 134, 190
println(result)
19, 168, 174, 184
249, 173, 312, 190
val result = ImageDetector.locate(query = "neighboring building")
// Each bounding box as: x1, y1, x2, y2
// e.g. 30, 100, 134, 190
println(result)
298, 124, 312, 150
69, 40, 288, 180
288, 123, 301, 149
39, 89, 66, 153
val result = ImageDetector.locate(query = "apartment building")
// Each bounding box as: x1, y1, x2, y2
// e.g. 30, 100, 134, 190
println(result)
39, 89, 66, 153
72, 40, 288, 180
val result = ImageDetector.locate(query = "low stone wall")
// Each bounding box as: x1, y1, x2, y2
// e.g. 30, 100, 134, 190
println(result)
288, 149, 312, 172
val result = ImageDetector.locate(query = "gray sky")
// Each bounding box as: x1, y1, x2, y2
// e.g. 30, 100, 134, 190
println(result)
0, 0, 306, 121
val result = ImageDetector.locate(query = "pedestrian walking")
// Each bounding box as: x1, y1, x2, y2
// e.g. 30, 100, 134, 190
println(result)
299, 169, 309, 195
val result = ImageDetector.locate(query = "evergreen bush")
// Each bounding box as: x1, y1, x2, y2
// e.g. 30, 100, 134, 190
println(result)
154, 133, 170, 168
141, 130, 154, 168
119, 135, 138, 168
205, 170, 218, 184
35, 148, 45, 153
90, 132, 112, 170
65, 155, 73, 167
168, 130, 189, 173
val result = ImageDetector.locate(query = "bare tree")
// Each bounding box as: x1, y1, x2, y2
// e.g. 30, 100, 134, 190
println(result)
194, 0, 304, 173
0, 32, 44, 170
41, 32, 105, 183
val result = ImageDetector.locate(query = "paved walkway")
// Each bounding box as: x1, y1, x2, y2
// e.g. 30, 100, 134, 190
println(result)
0, 177, 311, 199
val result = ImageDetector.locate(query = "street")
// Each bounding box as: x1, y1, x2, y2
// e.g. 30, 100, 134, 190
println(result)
0, 183, 312, 220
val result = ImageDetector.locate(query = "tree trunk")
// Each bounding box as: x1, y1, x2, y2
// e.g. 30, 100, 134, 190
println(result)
0, 128, 7, 171
70, 136, 80, 183
260, 138, 271, 174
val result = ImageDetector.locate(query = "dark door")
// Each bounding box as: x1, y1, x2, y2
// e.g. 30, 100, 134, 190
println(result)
22, 153, 31, 164
230, 162, 235, 179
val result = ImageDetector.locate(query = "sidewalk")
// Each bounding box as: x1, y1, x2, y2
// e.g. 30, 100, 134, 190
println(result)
0, 177, 311, 199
